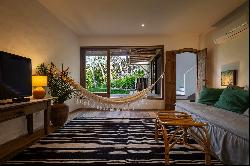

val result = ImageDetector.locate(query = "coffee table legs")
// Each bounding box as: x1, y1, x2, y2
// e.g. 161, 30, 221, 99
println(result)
156, 123, 211, 165
162, 125, 170, 165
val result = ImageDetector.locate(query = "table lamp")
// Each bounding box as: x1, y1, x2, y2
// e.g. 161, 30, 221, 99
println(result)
32, 76, 47, 99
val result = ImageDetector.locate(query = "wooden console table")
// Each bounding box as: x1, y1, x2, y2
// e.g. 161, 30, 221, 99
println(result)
0, 98, 53, 162
0, 98, 52, 135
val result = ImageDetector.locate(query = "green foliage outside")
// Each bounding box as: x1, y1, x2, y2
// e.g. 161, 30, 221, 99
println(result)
110, 71, 143, 89
86, 55, 145, 94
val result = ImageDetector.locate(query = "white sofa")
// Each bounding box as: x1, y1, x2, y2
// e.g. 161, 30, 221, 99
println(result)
176, 100, 249, 165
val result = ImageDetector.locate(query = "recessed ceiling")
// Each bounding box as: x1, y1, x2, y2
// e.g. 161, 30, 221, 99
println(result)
38, 0, 246, 36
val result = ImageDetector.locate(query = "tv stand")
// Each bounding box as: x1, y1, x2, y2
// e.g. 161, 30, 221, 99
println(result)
0, 98, 52, 135
0, 98, 53, 162
12, 97, 30, 103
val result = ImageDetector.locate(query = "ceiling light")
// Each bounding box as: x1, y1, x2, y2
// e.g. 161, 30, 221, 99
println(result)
141, 24, 145, 27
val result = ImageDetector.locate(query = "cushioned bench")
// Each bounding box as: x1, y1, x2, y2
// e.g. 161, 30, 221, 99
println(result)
176, 101, 249, 165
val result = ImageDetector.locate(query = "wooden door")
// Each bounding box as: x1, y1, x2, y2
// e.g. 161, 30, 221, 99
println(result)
196, 48, 207, 98
165, 51, 176, 110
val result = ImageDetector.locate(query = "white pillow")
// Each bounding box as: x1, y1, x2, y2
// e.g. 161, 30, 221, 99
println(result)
243, 108, 249, 117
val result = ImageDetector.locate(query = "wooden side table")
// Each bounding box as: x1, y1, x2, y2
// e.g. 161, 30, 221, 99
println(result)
155, 111, 211, 165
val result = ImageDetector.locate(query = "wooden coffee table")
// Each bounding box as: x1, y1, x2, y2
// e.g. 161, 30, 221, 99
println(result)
155, 111, 211, 165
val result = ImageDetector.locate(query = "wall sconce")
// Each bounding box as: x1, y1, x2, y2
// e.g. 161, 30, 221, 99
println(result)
32, 76, 47, 99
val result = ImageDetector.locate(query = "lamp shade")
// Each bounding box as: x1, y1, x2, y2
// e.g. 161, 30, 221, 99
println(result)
32, 76, 47, 87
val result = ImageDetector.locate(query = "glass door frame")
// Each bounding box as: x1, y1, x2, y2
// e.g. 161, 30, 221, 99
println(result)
80, 45, 164, 99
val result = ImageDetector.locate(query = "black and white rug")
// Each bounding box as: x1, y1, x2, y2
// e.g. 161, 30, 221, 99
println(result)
4, 117, 222, 165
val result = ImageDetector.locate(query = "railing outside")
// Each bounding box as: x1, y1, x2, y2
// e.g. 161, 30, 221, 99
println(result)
184, 65, 196, 97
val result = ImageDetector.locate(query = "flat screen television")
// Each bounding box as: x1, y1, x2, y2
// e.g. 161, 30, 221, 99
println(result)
0, 51, 32, 101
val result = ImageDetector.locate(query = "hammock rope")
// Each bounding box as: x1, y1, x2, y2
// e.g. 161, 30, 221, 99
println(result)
49, 64, 164, 110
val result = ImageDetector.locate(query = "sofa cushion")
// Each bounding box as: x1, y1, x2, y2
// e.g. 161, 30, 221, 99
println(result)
198, 86, 224, 105
214, 88, 249, 113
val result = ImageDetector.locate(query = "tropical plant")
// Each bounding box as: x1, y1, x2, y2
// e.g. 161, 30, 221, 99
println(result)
36, 63, 76, 104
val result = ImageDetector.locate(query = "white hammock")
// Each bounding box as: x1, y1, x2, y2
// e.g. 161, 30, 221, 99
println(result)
70, 74, 163, 103
52, 65, 164, 110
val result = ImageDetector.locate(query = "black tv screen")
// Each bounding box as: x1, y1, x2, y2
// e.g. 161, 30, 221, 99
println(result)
0, 51, 32, 100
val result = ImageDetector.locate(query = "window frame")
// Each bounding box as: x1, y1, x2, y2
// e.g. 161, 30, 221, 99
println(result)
80, 45, 164, 100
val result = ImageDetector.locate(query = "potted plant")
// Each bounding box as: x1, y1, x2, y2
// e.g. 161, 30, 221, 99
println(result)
36, 63, 75, 127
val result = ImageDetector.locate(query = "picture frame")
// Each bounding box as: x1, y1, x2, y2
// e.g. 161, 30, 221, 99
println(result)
221, 70, 236, 86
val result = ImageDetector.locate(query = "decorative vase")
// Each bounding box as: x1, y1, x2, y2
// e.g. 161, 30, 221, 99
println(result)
50, 103, 69, 127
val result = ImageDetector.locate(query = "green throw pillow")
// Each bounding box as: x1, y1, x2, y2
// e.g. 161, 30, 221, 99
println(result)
214, 88, 249, 113
198, 86, 224, 105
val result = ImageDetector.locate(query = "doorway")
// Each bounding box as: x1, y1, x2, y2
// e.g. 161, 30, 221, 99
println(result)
165, 48, 207, 110
176, 52, 197, 100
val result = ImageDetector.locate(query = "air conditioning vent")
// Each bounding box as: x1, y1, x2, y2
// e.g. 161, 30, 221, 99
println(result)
212, 1, 249, 45
213, 22, 248, 44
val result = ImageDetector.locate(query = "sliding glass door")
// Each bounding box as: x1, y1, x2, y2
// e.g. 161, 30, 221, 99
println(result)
80, 46, 164, 99
84, 49, 109, 97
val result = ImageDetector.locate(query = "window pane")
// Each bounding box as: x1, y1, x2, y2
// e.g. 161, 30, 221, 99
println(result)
85, 50, 107, 93
110, 49, 148, 97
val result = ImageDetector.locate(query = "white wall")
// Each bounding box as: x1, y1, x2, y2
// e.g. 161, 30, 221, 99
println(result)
79, 34, 200, 109
199, 29, 249, 88
0, 0, 81, 145
176, 52, 196, 90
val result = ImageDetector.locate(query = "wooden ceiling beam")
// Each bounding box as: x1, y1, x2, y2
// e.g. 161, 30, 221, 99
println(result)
130, 58, 151, 60
130, 54, 153, 58
130, 59, 149, 62
130, 55, 152, 58
130, 51, 154, 53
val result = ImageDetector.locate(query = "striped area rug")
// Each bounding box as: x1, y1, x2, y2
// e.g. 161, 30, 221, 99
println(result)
4, 117, 222, 165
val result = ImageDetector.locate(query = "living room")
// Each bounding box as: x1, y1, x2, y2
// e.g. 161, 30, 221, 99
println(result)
0, 0, 249, 165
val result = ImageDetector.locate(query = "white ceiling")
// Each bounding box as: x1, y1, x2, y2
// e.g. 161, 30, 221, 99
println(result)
38, 0, 246, 36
